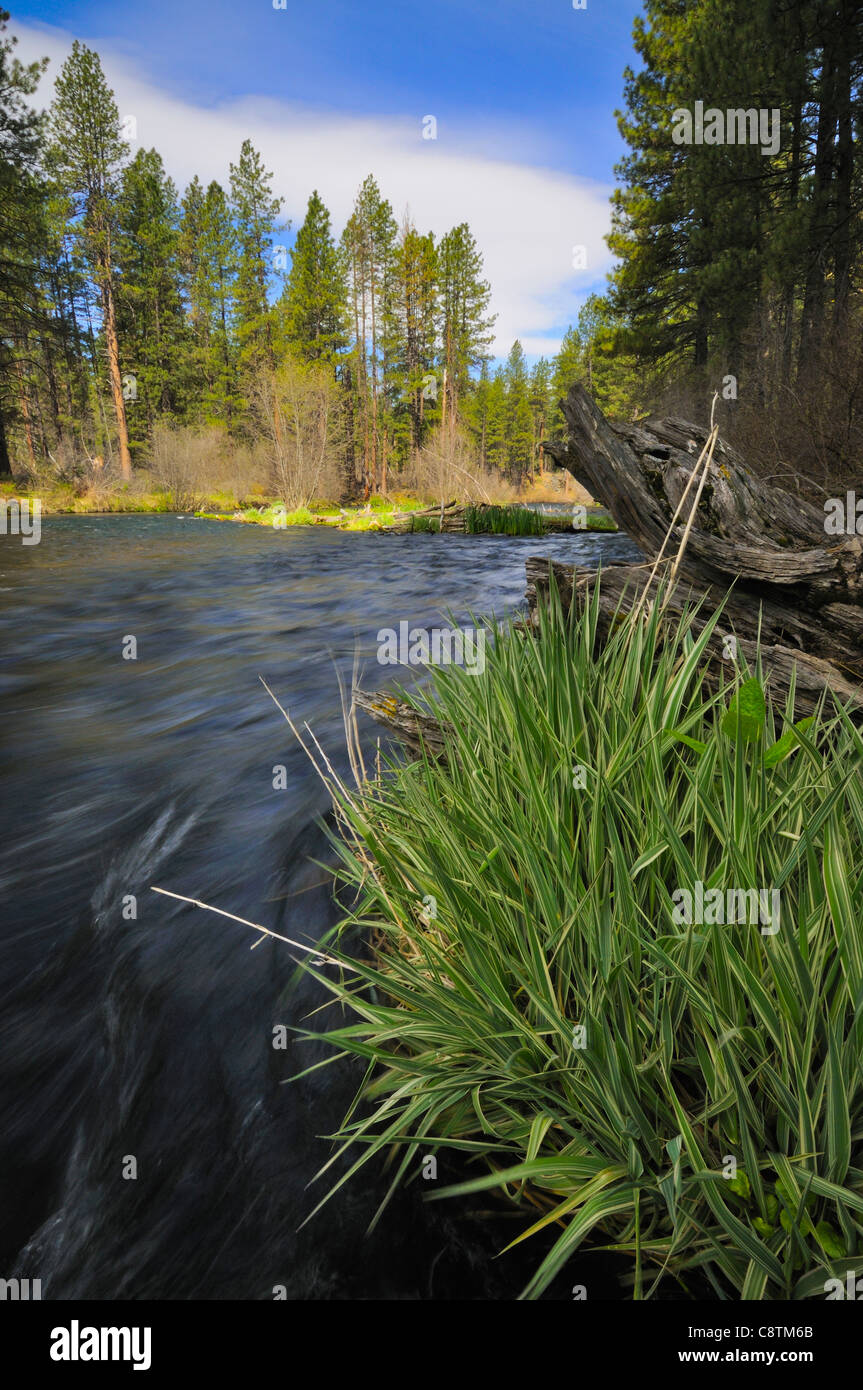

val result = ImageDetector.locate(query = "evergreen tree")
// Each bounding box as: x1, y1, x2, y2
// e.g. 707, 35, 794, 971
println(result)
504, 340, 533, 485
0, 24, 518, 495
180, 179, 239, 428
550, 325, 582, 433
178, 174, 205, 343
483, 367, 508, 475
438, 222, 495, 422
48, 41, 132, 476
116, 148, 188, 447
341, 175, 397, 494
529, 357, 551, 471
0, 9, 47, 475
609, 0, 862, 400
390, 218, 439, 461
280, 190, 346, 364
229, 139, 284, 378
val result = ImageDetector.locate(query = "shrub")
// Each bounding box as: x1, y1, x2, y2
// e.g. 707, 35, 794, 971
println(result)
463, 503, 545, 536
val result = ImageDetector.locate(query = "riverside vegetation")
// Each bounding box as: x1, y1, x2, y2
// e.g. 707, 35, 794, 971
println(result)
294, 580, 863, 1301
3, 2, 861, 512
0, 19, 607, 509
4, 0, 861, 1307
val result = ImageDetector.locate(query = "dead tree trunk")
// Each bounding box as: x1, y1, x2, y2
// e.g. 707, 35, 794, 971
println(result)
542, 384, 863, 691
356, 386, 863, 751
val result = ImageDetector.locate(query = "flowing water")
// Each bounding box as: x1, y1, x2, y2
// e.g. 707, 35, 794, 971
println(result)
0, 514, 640, 1300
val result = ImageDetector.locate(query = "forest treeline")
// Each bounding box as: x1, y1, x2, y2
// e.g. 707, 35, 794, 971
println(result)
0, 16, 597, 504
0, 2, 860, 506
606, 0, 863, 486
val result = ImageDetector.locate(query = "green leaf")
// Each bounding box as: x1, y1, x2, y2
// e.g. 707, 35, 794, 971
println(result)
814, 1221, 845, 1259
764, 716, 815, 768
665, 729, 708, 755
722, 677, 766, 744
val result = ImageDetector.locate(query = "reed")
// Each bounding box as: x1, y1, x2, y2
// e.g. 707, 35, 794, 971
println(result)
293, 577, 863, 1300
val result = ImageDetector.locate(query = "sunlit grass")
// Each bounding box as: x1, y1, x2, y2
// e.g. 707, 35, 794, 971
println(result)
464, 503, 546, 535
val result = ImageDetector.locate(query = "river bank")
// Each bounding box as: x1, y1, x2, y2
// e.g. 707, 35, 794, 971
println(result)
1, 481, 617, 534
205, 499, 617, 534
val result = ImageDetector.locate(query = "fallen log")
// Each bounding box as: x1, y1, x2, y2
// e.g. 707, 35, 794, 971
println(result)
353, 688, 451, 759
356, 388, 863, 750
543, 384, 863, 689
525, 556, 862, 720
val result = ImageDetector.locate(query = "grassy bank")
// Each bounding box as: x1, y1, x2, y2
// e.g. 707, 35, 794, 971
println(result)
298, 580, 863, 1300
1, 481, 615, 534
213, 500, 616, 534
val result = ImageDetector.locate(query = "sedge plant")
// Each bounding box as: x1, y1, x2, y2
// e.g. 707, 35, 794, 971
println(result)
293, 574, 863, 1301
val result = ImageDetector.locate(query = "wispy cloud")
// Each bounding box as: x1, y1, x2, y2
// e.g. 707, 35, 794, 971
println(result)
15, 20, 614, 358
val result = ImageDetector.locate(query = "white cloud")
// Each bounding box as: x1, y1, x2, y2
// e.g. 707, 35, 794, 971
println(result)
14, 21, 614, 359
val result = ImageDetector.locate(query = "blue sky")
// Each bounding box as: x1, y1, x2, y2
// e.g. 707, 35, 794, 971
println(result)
12, 0, 645, 359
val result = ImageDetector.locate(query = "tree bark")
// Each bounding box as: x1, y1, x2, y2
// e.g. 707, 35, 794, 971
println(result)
0, 406, 13, 478
100, 269, 132, 480
356, 388, 863, 754
543, 384, 863, 694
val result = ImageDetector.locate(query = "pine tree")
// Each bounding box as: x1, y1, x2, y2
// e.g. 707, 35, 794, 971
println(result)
609, 0, 863, 405
550, 325, 582, 433
116, 148, 188, 448
180, 179, 239, 428
0, 10, 47, 475
35, 183, 94, 455
483, 367, 508, 476
504, 340, 533, 485
280, 190, 346, 364
48, 41, 132, 476
390, 217, 439, 462
341, 176, 397, 494
229, 140, 284, 379
529, 357, 551, 473
178, 175, 205, 344
438, 222, 495, 423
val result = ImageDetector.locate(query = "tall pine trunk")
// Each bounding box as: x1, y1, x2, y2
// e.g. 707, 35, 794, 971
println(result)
799, 26, 837, 372
832, 1, 854, 330
99, 261, 132, 479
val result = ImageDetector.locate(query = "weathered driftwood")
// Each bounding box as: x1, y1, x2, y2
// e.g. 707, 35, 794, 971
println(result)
353, 688, 451, 758
356, 387, 863, 750
525, 556, 861, 720
355, 554, 860, 757
542, 384, 863, 690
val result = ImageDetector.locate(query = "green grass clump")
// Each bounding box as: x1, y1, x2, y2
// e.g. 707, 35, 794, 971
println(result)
410, 514, 440, 533
300, 579, 863, 1300
464, 503, 545, 535
236, 503, 317, 525
584, 510, 618, 532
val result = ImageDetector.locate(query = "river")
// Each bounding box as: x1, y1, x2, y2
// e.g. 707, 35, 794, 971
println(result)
0, 514, 640, 1300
